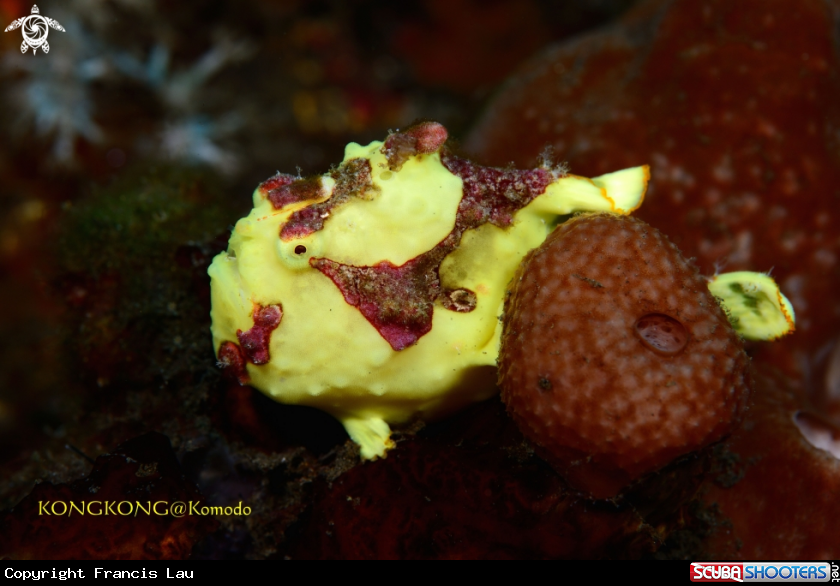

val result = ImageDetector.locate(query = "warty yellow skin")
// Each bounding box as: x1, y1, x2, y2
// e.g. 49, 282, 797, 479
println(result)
209, 137, 649, 458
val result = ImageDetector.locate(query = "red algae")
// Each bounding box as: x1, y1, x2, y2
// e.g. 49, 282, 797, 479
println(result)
499, 214, 751, 498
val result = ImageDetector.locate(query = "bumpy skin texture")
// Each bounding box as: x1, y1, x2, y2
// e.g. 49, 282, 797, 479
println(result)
499, 214, 752, 498
208, 122, 648, 459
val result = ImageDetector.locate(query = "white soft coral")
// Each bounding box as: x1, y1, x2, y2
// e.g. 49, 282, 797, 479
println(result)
113, 37, 253, 173
3, 14, 107, 164
4, 1, 253, 171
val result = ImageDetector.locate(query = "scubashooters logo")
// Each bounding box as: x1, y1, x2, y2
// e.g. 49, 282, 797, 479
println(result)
4, 5, 64, 54
691, 562, 835, 583
692, 564, 745, 582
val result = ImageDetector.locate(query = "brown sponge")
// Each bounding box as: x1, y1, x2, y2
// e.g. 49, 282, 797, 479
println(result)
499, 213, 752, 499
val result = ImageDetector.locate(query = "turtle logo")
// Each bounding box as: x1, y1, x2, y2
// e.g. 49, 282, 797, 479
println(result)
4, 5, 65, 55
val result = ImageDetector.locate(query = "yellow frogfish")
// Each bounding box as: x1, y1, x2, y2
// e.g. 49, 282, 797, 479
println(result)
207, 122, 793, 459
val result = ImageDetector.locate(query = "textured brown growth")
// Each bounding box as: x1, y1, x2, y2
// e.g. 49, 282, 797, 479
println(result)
311, 149, 555, 351
236, 303, 283, 365
382, 121, 449, 170
499, 213, 752, 499
280, 158, 377, 241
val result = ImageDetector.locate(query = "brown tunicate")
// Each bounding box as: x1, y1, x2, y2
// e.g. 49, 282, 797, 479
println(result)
465, 0, 840, 412
499, 213, 752, 499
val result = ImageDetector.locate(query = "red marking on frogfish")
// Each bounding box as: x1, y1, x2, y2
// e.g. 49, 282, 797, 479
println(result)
280, 158, 375, 241
267, 176, 324, 210
441, 154, 556, 227
263, 124, 556, 351
407, 121, 449, 153
217, 341, 250, 385
312, 257, 437, 351
382, 121, 449, 170
305, 142, 555, 351
236, 303, 283, 365
256, 172, 296, 200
